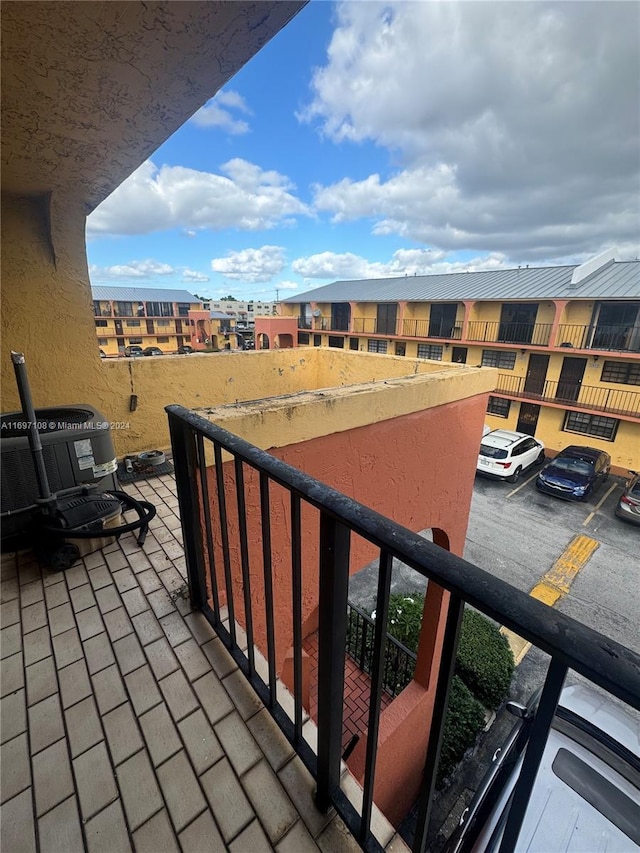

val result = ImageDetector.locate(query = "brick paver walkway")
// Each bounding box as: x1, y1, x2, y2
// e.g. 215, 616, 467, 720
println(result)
0, 474, 406, 852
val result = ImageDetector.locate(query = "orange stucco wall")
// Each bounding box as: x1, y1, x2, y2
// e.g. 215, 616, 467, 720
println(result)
254, 316, 299, 349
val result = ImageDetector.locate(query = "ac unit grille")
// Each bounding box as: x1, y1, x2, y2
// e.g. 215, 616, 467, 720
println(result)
1, 446, 64, 512
0, 407, 94, 437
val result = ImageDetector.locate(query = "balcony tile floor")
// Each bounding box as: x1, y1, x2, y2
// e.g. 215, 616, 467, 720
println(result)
1, 474, 407, 852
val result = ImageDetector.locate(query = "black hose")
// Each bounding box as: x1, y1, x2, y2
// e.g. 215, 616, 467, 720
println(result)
39, 490, 157, 547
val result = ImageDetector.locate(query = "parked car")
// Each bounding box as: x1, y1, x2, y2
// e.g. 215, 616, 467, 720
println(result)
142, 346, 163, 357
124, 345, 144, 357
477, 430, 545, 483
615, 470, 640, 525
443, 683, 640, 853
177, 345, 193, 354
536, 445, 611, 501
99, 349, 106, 359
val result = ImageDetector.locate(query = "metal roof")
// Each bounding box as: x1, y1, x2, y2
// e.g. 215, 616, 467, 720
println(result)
283, 260, 640, 304
91, 286, 200, 303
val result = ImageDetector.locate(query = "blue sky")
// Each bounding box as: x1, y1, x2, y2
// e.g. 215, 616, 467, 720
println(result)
87, 1, 640, 302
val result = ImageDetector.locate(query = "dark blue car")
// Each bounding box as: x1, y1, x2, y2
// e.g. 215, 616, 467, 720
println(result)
535, 445, 611, 501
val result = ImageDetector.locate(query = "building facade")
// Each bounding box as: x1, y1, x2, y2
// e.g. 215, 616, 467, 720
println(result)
279, 251, 640, 473
200, 299, 278, 327
92, 286, 201, 355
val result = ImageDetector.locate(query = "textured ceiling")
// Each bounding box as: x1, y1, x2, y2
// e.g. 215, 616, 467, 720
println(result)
1, 1, 306, 211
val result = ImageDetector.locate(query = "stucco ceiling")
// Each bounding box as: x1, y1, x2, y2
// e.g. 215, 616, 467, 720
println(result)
1, 1, 306, 211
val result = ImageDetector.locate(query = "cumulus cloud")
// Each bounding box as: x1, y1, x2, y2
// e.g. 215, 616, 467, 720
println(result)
292, 248, 506, 280
90, 259, 175, 279
182, 269, 210, 282
191, 89, 252, 134
303, 1, 640, 261
211, 246, 286, 283
87, 159, 310, 237
276, 280, 299, 290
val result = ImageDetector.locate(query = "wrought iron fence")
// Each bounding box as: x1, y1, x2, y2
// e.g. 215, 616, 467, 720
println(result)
555, 323, 640, 352
495, 373, 640, 416
466, 321, 553, 346
167, 403, 640, 853
346, 602, 417, 697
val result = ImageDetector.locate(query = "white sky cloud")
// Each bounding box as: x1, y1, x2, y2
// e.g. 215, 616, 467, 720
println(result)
90, 259, 175, 279
276, 280, 299, 290
303, 1, 640, 261
190, 89, 252, 134
87, 159, 310, 237
211, 246, 286, 283
182, 269, 210, 282
292, 248, 506, 280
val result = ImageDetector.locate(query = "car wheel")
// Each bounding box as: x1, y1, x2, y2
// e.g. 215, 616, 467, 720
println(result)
536, 449, 545, 464
508, 466, 522, 484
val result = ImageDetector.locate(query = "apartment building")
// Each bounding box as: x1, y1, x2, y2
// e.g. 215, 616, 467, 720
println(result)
92, 286, 201, 355
279, 251, 640, 472
200, 299, 278, 326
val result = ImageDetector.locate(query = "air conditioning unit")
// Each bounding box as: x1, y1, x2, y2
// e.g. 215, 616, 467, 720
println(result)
1, 405, 118, 546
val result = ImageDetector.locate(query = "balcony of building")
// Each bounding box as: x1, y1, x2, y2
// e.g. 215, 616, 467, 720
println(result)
494, 373, 640, 419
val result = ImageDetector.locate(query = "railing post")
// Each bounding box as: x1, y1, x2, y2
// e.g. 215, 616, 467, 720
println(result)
168, 414, 208, 609
316, 513, 350, 813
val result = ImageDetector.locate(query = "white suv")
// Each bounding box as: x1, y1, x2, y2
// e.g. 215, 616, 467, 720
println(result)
477, 430, 545, 483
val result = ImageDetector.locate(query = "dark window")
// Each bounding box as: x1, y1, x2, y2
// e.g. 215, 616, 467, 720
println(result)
563, 411, 619, 441
601, 361, 640, 386
298, 332, 310, 345
429, 304, 458, 338
156, 319, 171, 327
482, 350, 517, 369
498, 303, 538, 344
313, 335, 322, 347
177, 303, 191, 317
156, 336, 169, 343
95, 320, 108, 328
487, 396, 510, 417
368, 339, 388, 353
128, 337, 143, 345
395, 342, 406, 356
328, 336, 345, 348
592, 302, 640, 350
349, 337, 359, 351
114, 301, 133, 317
93, 301, 101, 316
97, 338, 108, 346
376, 304, 397, 335
331, 303, 350, 332
452, 346, 467, 364
146, 301, 173, 317
417, 343, 443, 360
125, 319, 140, 327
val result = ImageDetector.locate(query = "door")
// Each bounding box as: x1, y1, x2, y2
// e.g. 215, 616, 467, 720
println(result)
556, 357, 587, 402
516, 403, 540, 436
429, 304, 458, 337
524, 354, 549, 396
452, 347, 467, 364
114, 319, 123, 336
498, 303, 538, 344
331, 303, 350, 332
146, 319, 154, 335
376, 304, 397, 335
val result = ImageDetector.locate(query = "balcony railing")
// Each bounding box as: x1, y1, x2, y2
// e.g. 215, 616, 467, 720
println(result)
495, 373, 640, 417
466, 321, 553, 346
401, 319, 463, 340
555, 323, 640, 352
167, 404, 640, 853
298, 315, 313, 330
346, 602, 417, 698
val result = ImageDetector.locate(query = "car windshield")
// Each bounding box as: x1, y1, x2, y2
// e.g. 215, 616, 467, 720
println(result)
479, 444, 508, 460
551, 458, 594, 476
629, 482, 640, 498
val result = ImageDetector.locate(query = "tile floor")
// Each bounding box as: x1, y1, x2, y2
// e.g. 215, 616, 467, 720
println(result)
0, 474, 408, 853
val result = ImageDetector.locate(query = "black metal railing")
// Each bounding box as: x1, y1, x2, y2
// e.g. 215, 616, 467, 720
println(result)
298, 315, 312, 330
466, 321, 553, 346
401, 319, 463, 340
167, 404, 640, 853
495, 373, 640, 417
554, 323, 640, 352
346, 602, 417, 697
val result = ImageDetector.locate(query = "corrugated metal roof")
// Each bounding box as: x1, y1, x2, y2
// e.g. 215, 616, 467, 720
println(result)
283, 260, 640, 304
92, 286, 200, 303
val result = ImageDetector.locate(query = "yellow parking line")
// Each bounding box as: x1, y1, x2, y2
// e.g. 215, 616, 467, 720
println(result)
583, 483, 618, 526
501, 534, 599, 663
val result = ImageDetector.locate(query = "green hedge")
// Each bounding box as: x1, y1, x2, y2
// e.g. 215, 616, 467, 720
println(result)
437, 675, 486, 785
455, 609, 515, 709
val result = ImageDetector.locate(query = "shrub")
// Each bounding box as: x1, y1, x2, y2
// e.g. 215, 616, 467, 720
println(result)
437, 675, 486, 785
455, 609, 515, 709
385, 593, 426, 650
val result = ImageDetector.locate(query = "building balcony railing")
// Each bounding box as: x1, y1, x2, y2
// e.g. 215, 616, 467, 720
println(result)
555, 324, 640, 352
167, 404, 640, 853
466, 321, 553, 346
495, 373, 640, 417
298, 315, 313, 330
350, 318, 464, 339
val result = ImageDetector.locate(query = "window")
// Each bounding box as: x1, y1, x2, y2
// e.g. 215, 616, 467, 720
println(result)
368, 339, 388, 353
128, 337, 142, 345
417, 343, 443, 360
313, 335, 322, 347
157, 319, 171, 327
563, 411, 619, 441
298, 333, 310, 345
331, 303, 350, 331
125, 319, 140, 327
146, 301, 172, 317
395, 342, 406, 356
376, 304, 397, 335
349, 338, 360, 351
429, 304, 458, 338
487, 396, 510, 417
177, 303, 191, 317
114, 301, 133, 317
95, 320, 107, 328
601, 361, 640, 386
482, 350, 517, 369
97, 338, 108, 346
93, 301, 101, 316
156, 336, 169, 344
328, 336, 345, 348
